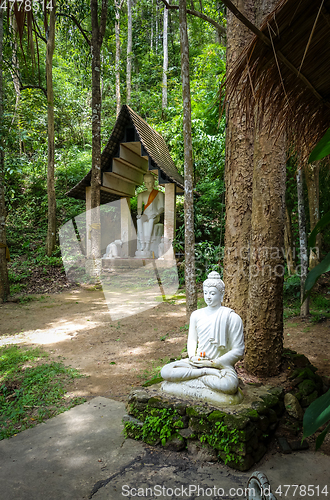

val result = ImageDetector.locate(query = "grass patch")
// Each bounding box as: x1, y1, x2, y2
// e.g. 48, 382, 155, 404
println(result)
0, 345, 85, 440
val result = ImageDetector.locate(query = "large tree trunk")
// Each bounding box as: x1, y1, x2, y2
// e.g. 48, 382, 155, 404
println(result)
304, 162, 321, 269
225, 0, 286, 376
0, 10, 9, 302
244, 123, 286, 376
46, 1, 57, 257
179, 0, 196, 320
223, 0, 255, 325
162, 5, 168, 111
90, 0, 108, 259
126, 0, 132, 104
297, 168, 310, 317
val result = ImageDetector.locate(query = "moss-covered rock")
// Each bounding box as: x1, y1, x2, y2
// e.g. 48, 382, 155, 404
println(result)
188, 417, 212, 433
207, 410, 227, 422
186, 406, 212, 418
298, 379, 316, 396
163, 434, 186, 451
224, 414, 250, 430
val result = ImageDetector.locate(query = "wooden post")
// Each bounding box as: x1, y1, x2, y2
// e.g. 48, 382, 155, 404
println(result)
164, 183, 176, 246
121, 197, 132, 257
86, 186, 92, 257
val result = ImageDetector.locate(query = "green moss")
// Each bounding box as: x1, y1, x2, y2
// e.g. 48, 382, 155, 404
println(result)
186, 406, 212, 417
207, 410, 227, 422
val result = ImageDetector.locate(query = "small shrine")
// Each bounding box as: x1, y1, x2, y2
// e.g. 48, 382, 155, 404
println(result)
67, 105, 184, 261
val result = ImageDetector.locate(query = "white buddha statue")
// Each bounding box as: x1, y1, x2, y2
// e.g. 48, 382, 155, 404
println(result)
135, 173, 164, 258
161, 271, 245, 405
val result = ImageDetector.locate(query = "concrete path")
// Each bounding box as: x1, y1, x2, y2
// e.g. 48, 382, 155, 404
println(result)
0, 397, 329, 500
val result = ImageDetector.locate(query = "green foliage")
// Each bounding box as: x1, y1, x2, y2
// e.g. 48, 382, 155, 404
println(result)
124, 407, 184, 446
200, 420, 240, 464
309, 128, 330, 163
0, 345, 85, 439
303, 388, 330, 450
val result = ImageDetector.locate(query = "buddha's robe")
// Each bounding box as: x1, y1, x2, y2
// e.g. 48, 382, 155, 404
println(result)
161, 306, 244, 395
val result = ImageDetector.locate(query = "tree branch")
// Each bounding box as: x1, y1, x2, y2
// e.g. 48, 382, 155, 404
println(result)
160, 0, 226, 34
56, 13, 91, 46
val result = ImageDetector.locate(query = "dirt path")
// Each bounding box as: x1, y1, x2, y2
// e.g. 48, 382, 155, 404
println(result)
1, 288, 329, 402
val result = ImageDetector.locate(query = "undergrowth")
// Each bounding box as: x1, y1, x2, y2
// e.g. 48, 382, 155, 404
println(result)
0, 345, 85, 440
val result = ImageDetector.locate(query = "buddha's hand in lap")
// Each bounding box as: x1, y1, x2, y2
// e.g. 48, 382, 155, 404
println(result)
189, 356, 221, 368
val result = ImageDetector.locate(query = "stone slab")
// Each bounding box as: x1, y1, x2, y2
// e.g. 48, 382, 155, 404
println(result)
1, 396, 330, 500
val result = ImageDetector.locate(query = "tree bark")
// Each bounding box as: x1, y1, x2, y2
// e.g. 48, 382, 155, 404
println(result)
162, 5, 168, 111
126, 0, 132, 104
244, 121, 286, 376
0, 10, 9, 302
223, 0, 255, 325
297, 168, 310, 317
90, 0, 108, 259
179, 0, 196, 320
46, 0, 57, 257
225, 0, 287, 376
304, 162, 321, 269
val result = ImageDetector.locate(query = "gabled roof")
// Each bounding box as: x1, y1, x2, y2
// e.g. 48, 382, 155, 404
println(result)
67, 105, 184, 204
226, 0, 330, 156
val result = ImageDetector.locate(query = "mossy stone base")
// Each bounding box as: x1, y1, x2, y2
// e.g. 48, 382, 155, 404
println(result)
124, 382, 284, 471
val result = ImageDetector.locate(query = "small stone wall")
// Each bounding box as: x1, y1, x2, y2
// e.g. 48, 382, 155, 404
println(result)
123, 349, 327, 471
124, 384, 284, 471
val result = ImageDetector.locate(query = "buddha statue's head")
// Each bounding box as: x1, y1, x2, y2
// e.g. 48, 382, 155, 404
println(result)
203, 271, 225, 307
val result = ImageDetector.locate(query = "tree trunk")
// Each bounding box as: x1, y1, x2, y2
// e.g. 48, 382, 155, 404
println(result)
126, 0, 132, 104
225, 0, 287, 376
297, 168, 309, 317
223, 0, 255, 325
244, 123, 286, 376
284, 204, 296, 275
0, 10, 9, 302
46, 1, 57, 257
115, 2, 121, 116
90, 0, 108, 259
304, 161, 321, 269
179, 0, 197, 320
162, 5, 168, 111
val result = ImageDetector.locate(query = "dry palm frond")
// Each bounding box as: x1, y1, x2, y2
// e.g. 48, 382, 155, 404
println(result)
225, 0, 330, 159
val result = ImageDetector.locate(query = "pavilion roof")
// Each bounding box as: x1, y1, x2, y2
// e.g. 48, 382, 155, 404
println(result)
67, 105, 184, 204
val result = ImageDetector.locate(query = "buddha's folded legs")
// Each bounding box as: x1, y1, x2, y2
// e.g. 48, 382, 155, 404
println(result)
161, 360, 238, 395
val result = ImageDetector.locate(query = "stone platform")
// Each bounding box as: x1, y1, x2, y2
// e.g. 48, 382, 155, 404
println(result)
124, 382, 285, 471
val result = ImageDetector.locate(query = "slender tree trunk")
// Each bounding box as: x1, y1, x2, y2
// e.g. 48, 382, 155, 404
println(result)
297, 168, 310, 317
284, 205, 296, 275
46, 1, 57, 256
155, 0, 159, 53
126, 0, 132, 104
304, 162, 321, 269
223, 0, 255, 325
9, 17, 23, 152
162, 5, 168, 111
0, 10, 9, 302
115, 1, 122, 116
90, 0, 108, 259
179, 0, 196, 319
151, 0, 154, 51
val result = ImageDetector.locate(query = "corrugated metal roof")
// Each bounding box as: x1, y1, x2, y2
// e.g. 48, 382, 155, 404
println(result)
66, 105, 183, 203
